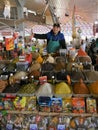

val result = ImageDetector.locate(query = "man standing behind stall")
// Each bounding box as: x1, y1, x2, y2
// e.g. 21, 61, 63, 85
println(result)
31, 23, 66, 53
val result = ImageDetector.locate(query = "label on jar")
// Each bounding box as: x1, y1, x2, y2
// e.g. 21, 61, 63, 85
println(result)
6, 124, 13, 130
30, 124, 38, 130
57, 124, 66, 130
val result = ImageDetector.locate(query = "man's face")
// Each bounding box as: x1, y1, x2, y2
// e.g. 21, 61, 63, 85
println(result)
53, 26, 60, 35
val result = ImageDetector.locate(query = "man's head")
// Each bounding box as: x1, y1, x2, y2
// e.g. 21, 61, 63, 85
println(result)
53, 23, 61, 35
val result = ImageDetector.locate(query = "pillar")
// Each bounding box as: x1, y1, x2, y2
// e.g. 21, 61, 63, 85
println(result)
15, 0, 26, 32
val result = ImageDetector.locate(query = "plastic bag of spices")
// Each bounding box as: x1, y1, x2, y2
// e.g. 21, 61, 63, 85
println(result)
35, 83, 54, 98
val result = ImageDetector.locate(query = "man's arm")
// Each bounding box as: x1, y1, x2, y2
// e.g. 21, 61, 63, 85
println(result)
60, 39, 67, 49
33, 33, 47, 39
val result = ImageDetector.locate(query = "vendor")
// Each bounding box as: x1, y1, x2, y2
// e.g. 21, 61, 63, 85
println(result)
31, 23, 66, 53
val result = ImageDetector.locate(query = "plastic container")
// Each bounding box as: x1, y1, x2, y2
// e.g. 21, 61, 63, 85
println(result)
16, 61, 29, 71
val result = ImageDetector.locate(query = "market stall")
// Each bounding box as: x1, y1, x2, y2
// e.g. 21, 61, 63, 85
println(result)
0, 0, 98, 129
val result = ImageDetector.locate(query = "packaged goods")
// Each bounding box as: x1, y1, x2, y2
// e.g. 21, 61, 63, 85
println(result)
62, 98, 72, 113
86, 97, 97, 113
13, 96, 26, 110
73, 79, 90, 94
3, 98, 13, 110
72, 97, 85, 113
50, 97, 62, 112
26, 96, 36, 111
38, 96, 51, 112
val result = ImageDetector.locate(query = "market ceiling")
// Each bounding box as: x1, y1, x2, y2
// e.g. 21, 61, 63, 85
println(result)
0, 0, 98, 25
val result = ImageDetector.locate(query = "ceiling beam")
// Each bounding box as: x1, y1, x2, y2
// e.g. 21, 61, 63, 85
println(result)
45, 0, 59, 24
15, 0, 26, 7
15, 0, 26, 32
48, 5, 59, 24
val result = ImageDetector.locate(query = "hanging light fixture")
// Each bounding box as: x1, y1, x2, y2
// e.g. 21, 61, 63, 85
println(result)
3, 0, 11, 19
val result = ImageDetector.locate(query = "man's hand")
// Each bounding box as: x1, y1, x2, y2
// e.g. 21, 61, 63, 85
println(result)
30, 33, 35, 40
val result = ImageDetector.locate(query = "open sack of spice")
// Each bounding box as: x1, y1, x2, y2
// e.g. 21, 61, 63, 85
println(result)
54, 82, 72, 97
0, 80, 8, 92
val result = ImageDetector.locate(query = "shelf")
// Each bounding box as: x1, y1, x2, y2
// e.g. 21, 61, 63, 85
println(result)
0, 93, 35, 97
1, 93, 98, 98
5, 110, 98, 117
